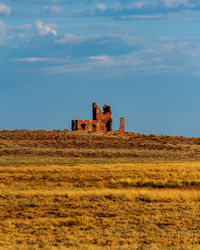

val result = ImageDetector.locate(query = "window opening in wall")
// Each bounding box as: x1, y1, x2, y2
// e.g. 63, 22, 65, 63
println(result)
81, 124, 86, 130
106, 120, 111, 131
103, 106, 111, 114
93, 124, 96, 132
93, 107, 97, 120
72, 120, 77, 131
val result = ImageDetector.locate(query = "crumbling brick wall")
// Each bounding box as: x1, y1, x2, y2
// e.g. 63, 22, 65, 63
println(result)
72, 102, 124, 133
119, 117, 125, 132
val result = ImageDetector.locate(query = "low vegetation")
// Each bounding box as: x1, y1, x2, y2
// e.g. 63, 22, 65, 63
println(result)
0, 130, 200, 248
0, 161, 200, 249
1, 130, 200, 161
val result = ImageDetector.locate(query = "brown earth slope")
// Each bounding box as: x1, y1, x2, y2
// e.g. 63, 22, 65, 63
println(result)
1, 130, 200, 161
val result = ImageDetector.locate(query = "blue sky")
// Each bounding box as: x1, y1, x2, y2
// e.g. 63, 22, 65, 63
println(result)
1, 0, 200, 136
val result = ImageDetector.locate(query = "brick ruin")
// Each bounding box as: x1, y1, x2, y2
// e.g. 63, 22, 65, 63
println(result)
72, 102, 125, 133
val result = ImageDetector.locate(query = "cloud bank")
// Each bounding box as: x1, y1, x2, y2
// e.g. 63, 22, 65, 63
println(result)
35, 20, 57, 36
6, 0, 200, 20
0, 2, 11, 15
0, 20, 6, 45
13, 57, 50, 62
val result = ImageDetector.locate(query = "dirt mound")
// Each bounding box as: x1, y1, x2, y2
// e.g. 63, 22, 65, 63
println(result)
0, 130, 200, 160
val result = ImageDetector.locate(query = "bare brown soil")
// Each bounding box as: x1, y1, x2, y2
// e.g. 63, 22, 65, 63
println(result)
1, 130, 200, 160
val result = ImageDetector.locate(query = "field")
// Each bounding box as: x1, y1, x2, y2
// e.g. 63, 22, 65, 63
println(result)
0, 130, 200, 249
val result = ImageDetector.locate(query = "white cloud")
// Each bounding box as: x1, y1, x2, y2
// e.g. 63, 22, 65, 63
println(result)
13, 57, 49, 62
55, 33, 83, 44
55, 34, 100, 45
7, 30, 200, 77
128, 1, 156, 9
44, 55, 112, 74
120, 14, 163, 20
153, 57, 163, 61
163, 0, 189, 8
0, 2, 11, 15
163, 43, 175, 49
90, 55, 110, 63
0, 20, 6, 45
44, 63, 93, 74
97, 4, 107, 11
35, 20, 57, 36
43, 5, 62, 14
42, 38, 192, 76
133, 2, 144, 9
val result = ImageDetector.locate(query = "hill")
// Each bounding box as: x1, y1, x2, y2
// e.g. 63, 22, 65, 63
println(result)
1, 130, 200, 162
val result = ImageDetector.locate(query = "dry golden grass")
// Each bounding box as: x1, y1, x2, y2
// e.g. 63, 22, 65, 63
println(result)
1, 130, 200, 248
0, 161, 200, 249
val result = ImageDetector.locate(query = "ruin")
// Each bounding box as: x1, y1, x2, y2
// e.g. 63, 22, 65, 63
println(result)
72, 102, 125, 133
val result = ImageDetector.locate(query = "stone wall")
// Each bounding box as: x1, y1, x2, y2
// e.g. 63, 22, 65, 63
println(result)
119, 117, 125, 132
71, 102, 124, 133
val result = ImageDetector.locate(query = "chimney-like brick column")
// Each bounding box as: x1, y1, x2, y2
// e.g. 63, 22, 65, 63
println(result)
119, 117, 125, 132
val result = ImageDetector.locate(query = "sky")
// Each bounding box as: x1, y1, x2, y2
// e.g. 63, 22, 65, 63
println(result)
1, 0, 200, 136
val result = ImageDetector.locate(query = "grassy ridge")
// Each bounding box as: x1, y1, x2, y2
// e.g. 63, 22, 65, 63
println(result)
1, 130, 200, 160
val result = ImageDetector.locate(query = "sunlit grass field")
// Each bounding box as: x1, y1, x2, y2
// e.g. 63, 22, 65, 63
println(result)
0, 160, 200, 249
